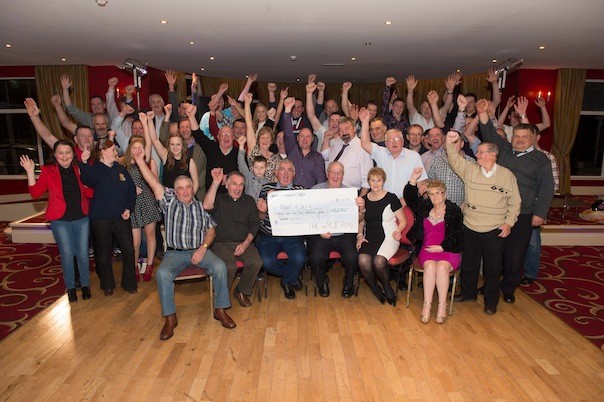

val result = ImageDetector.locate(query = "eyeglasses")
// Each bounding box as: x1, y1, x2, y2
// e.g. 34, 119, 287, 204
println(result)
327, 170, 344, 176
427, 190, 445, 196
277, 167, 294, 173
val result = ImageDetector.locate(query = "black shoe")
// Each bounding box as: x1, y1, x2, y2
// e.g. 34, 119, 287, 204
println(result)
81, 286, 91, 300
281, 281, 296, 299
477, 286, 484, 295
387, 296, 396, 306
67, 288, 78, 302
398, 281, 408, 291
520, 276, 535, 286
292, 280, 303, 292
484, 305, 497, 315
341, 286, 354, 298
503, 293, 515, 303
453, 294, 477, 302
317, 282, 330, 297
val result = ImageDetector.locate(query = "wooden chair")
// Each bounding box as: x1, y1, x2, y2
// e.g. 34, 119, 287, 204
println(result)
234, 260, 269, 302
405, 261, 459, 316
174, 266, 214, 312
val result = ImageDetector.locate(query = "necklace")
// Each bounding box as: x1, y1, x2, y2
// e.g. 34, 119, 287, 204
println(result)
429, 207, 445, 224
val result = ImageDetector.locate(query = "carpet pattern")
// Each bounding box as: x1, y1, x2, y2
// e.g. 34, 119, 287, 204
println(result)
0, 223, 64, 341
521, 246, 604, 351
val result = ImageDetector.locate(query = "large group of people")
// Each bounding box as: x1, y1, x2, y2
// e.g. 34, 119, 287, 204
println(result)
23, 68, 556, 339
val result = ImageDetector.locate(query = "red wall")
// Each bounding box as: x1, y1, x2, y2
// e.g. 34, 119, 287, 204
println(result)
88, 65, 154, 112
0, 66, 35, 77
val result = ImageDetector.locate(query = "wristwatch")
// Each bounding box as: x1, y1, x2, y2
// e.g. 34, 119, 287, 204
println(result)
202, 243, 209, 249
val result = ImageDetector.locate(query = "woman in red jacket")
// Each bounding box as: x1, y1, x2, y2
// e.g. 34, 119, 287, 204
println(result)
20, 140, 94, 302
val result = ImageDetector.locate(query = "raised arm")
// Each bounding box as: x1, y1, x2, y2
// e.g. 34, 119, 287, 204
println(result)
405, 75, 418, 119
188, 158, 199, 195
61, 74, 73, 107
202, 167, 224, 210
50, 94, 76, 135
106, 77, 120, 122
25, 98, 59, 149
267, 82, 277, 105
133, 146, 165, 200
227, 95, 245, 120
274, 87, 288, 129
243, 93, 257, 155
427, 90, 445, 128
238, 74, 257, 102
142, 111, 167, 163
382, 77, 396, 118
534, 97, 551, 132
341, 81, 352, 117
359, 107, 373, 155
305, 83, 323, 132
282, 97, 297, 152
487, 68, 501, 109
186, 103, 200, 131
498, 96, 516, 128
440, 74, 457, 117
513, 97, 530, 124
316, 81, 325, 109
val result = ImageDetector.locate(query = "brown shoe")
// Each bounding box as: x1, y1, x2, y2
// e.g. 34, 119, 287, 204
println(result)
213, 308, 236, 329
234, 289, 252, 307
159, 314, 178, 340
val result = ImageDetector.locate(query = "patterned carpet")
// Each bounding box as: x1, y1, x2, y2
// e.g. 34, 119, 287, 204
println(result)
0, 223, 64, 341
520, 246, 604, 351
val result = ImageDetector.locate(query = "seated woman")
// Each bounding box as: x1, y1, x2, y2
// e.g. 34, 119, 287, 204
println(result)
244, 93, 281, 181
80, 140, 137, 296
20, 140, 94, 302
357, 167, 407, 305
404, 167, 463, 324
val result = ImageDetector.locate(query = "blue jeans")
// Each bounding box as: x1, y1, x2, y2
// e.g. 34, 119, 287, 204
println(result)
256, 234, 306, 284
50, 217, 90, 289
523, 227, 541, 279
155, 249, 230, 316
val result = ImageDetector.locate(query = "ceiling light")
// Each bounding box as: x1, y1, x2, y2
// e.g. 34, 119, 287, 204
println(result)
364, 42, 371, 46
351, 57, 356, 61
189, 41, 195, 45
492, 59, 497, 63
160, 20, 167, 24
456, 69, 461, 72
5, 44, 11, 48
296, 78, 300, 82
61, 58, 66, 62
245, 75, 249, 79
200, 67, 205, 71
209, 56, 215, 60
538, 45, 545, 50
385, 21, 392, 25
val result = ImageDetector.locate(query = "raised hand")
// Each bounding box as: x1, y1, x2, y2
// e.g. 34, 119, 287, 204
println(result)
486, 68, 498, 83
81, 146, 91, 164
24, 98, 40, 117
185, 103, 197, 118
475, 99, 489, 114
226, 95, 238, 107
108, 130, 116, 141
306, 82, 317, 94
487, 101, 496, 117
210, 167, 224, 184
219, 83, 229, 93
108, 77, 118, 88
307, 74, 317, 84
446, 130, 460, 144
358, 107, 369, 124
267, 83, 277, 92
283, 97, 295, 111
445, 74, 457, 92
132, 146, 145, 163
19, 155, 35, 174
427, 90, 439, 105
165, 70, 177, 86
60, 74, 72, 89
244, 92, 253, 105
505, 95, 516, 109
385, 76, 396, 87
163, 104, 172, 118
138, 112, 148, 124
406, 75, 418, 92
342, 82, 352, 91
457, 94, 468, 110
410, 166, 423, 182
514, 96, 528, 115
452, 71, 463, 85
50, 94, 62, 107
280, 87, 289, 100
317, 82, 326, 91
323, 130, 337, 141
146, 110, 155, 120
247, 73, 258, 82
535, 97, 546, 108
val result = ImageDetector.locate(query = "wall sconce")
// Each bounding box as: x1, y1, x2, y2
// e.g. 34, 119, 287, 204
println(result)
537, 91, 551, 103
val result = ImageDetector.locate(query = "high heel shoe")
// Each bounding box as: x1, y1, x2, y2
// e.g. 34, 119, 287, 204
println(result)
420, 301, 431, 324
436, 303, 447, 324
143, 263, 154, 282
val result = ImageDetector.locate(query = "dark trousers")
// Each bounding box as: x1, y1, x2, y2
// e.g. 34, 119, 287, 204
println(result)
90, 218, 137, 292
460, 225, 506, 308
501, 214, 533, 295
307, 234, 358, 288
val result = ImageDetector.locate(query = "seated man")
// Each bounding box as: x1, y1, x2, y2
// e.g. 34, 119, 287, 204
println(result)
256, 159, 306, 299
132, 150, 235, 340
309, 161, 363, 298
203, 168, 262, 307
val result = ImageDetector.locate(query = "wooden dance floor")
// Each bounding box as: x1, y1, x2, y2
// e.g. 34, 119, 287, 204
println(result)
0, 265, 602, 401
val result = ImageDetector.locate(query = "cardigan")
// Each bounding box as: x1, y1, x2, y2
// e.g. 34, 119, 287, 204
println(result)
28, 164, 94, 221
403, 183, 463, 253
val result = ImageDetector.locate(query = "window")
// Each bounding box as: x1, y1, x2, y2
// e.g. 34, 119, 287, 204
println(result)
571, 80, 604, 177
0, 78, 47, 176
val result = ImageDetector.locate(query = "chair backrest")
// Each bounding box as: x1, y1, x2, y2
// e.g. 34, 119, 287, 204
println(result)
399, 205, 415, 246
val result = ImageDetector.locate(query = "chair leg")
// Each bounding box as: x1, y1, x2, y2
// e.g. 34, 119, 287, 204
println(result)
208, 276, 214, 313
449, 271, 458, 316
406, 266, 414, 308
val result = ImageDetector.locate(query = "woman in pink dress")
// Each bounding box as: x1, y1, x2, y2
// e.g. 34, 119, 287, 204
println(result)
404, 168, 463, 324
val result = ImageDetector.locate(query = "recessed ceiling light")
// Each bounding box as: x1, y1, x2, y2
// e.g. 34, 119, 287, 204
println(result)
61, 58, 66, 62
296, 78, 300, 82
351, 57, 356, 61
456, 69, 461, 72
189, 41, 195, 45
209, 56, 215, 60
364, 42, 371, 46
160, 20, 167, 24
5, 44, 11, 48
539, 45, 545, 50
492, 59, 497, 63
245, 75, 249, 79
385, 21, 392, 25
200, 67, 205, 71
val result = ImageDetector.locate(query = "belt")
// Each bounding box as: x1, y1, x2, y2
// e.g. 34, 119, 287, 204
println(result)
166, 246, 197, 252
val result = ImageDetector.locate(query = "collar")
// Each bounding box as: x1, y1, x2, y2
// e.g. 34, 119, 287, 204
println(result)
481, 163, 497, 178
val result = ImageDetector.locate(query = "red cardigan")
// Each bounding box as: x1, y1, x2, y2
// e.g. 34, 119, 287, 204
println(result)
28, 164, 95, 221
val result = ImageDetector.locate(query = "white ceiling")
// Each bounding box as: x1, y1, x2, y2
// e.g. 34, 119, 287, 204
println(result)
1, 0, 603, 82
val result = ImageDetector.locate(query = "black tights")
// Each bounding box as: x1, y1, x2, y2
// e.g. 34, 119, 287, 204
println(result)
358, 253, 395, 300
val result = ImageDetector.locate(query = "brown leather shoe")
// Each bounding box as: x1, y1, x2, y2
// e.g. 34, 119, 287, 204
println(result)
213, 308, 236, 329
159, 314, 178, 340
234, 289, 252, 307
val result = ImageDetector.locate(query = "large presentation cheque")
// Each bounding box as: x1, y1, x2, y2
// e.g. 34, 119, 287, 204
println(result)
267, 188, 359, 236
